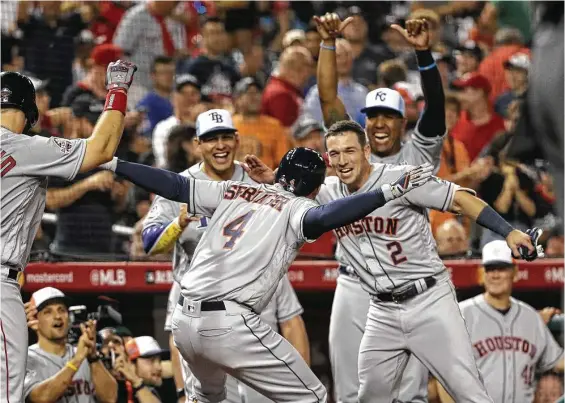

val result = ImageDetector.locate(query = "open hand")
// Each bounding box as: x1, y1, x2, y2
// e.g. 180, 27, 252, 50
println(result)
243, 155, 276, 184
106, 60, 137, 92
312, 13, 354, 41
178, 204, 200, 229
390, 19, 431, 51
539, 307, 561, 324
24, 300, 38, 331
382, 163, 434, 201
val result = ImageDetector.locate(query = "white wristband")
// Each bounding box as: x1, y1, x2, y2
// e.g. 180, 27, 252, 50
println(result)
99, 157, 118, 172
381, 184, 395, 202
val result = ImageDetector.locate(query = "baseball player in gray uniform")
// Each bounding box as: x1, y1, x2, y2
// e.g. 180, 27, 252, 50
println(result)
99, 120, 435, 401
142, 111, 309, 402
317, 14, 448, 403
434, 240, 564, 403
0, 63, 136, 403
24, 287, 117, 403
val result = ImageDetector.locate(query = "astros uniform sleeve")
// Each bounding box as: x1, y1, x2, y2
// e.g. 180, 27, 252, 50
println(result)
187, 178, 233, 217
144, 195, 181, 227
275, 274, 304, 323
400, 175, 473, 211
536, 317, 564, 372
289, 197, 318, 243
23, 351, 45, 399
14, 135, 87, 180
405, 128, 444, 170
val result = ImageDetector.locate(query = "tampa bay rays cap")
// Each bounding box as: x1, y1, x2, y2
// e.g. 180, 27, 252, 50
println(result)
126, 336, 168, 359
196, 109, 237, 138
361, 88, 405, 117
482, 240, 514, 269
31, 287, 71, 312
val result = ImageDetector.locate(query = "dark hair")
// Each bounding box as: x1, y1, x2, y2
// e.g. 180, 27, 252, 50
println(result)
166, 124, 197, 173
201, 16, 224, 28
151, 56, 174, 73
378, 59, 407, 88
325, 120, 367, 147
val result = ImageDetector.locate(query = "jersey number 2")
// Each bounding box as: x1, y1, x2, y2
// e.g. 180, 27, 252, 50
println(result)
386, 241, 407, 265
223, 211, 255, 249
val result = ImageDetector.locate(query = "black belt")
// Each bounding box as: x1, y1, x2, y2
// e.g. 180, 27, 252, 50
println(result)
178, 295, 225, 311
3, 268, 19, 281
376, 276, 436, 303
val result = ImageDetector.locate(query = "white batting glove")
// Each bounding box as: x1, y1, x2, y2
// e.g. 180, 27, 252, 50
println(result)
381, 162, 434, 202
106, 60, 137, 92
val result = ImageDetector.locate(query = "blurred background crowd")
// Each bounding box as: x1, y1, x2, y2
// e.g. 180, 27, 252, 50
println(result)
1, 1, 563, 402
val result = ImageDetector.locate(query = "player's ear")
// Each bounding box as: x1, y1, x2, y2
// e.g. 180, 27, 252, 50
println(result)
363, 143, 371, 160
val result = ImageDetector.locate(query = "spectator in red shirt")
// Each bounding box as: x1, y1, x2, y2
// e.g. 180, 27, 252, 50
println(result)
89, 1, 132, 44
261, 46, 314, 127
451, 73, 505, 161
477, 28, 530, 103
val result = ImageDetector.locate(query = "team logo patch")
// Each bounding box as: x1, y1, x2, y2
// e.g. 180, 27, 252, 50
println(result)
53, 138, 73, 154
1, 88, 12, 103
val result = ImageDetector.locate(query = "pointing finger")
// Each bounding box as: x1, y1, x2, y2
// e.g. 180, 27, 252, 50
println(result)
389, 24, 410, 40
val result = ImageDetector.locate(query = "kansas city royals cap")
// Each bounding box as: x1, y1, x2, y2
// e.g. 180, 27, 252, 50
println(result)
482, 240, 514, 269
31, 287, 72, 312
126, 336, 168, 359
361, 88, 406, 117
196, 109, 237, 138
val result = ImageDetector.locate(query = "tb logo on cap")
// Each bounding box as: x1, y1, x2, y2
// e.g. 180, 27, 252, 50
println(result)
375, 91, 387, 102
209, 111, 224, 123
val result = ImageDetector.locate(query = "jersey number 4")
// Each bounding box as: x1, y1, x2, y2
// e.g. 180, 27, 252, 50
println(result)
521, 364, 534, 387
223, 211, 255, 249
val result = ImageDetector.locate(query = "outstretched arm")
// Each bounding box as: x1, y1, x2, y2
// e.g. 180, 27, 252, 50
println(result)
101, 159, 190, 203
390, 19, 445, 137
303, 163, 434, 239
313, 13, 353, 127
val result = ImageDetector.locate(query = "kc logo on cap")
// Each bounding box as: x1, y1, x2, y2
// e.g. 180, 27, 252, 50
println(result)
196, 109, 237, 138
361, 88, 406, 117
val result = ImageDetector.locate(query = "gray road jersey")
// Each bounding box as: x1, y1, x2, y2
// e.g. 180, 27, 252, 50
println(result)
0, 128, 86, 270
25, 344, 95, 403
143, 162, 253, 282
336, 129, 444, 268
318, 164, 467, 294
459, 295, 564, 403
260, 274, 304, 331
369, 128, 444, 170
179, 180, 316, 313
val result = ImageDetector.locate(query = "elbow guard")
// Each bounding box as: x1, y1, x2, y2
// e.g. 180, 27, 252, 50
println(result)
142, 220, 184, 255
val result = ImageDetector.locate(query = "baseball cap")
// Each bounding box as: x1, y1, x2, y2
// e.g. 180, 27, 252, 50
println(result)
31, 287, 71, 312
71, 94, 104, 125
125, 336, 168, 360
292, 115, 324, 140
196, 109, 237, 138
452, 73, 492, 94
455, 41, 483, 61
282, 29, 306, 48
233, 77, 263, 98
90, 44, 123, 68
482, 240, 514, 269
361, 88, 406, 117
503, 53, 530, 71
176, 74, 201, 92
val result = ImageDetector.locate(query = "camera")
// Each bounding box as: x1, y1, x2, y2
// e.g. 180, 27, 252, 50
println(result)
67, 303, 122, 345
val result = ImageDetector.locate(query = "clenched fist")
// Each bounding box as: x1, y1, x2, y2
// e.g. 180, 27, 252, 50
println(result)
106, 60, 137, 92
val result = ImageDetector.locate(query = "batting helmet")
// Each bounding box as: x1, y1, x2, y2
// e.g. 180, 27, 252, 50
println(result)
1, 71, 39, 133
275, 147, 326, 197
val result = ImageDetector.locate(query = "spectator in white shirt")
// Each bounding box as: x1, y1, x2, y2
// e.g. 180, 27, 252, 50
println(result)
152, 74, 202, 168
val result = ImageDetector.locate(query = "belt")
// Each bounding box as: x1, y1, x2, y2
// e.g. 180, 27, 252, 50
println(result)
338, 265, 359, 279
178, 295, 226, 311
1, 268, 20, 282
375, 276, 436, 303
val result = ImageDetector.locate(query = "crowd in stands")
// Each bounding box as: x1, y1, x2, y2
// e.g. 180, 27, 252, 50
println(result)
1, 1, 562, 261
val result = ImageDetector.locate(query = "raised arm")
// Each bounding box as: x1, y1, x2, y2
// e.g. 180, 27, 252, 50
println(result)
303, 163, 434, 239
79, 60, 137, 172
390, 19, 445, 137
313, 13, 353, 127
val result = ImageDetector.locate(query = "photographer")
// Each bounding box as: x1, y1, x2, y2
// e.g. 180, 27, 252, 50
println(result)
23, 287, 117, 403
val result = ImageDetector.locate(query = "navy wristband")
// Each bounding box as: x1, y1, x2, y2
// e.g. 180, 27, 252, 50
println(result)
476, 205, 514, 239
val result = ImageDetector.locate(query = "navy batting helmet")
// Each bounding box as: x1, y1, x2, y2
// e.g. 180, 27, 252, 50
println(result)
275, 147, 326, 196
1, 71, 39, 133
